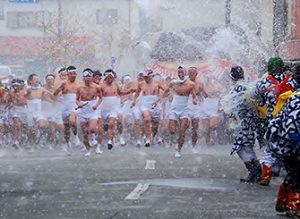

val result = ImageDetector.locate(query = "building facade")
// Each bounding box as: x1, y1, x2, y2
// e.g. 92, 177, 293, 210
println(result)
1, 0, 296, 77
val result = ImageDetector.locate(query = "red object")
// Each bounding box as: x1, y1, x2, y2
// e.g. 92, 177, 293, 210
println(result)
259, 164, 272, 186
263, 75, 293, 102
151, 60, 257, 80
287, 192, 300, 217
276, 184, 289, 212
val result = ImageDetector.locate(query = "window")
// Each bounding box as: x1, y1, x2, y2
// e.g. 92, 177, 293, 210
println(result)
96, 9, 118, 25
6, 11, 51, 28
18, 11, 35, 28
6, 12, 18, 28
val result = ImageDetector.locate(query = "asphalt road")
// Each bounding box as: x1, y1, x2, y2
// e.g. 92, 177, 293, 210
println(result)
0, 144, 287, 219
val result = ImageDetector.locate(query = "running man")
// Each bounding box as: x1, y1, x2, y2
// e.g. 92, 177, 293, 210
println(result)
100, 69, 133, 150
154, 66, 197, 158
76, 68, 103, 157
53, 66, 82, 155
187, 67, 208, 152
132, 69, 165, 147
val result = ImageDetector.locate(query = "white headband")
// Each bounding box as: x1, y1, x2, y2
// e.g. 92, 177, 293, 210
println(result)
123, 75, 131, 81
104, 72, 115, 79
83, 69, 93, 77
67, 68, 77, 73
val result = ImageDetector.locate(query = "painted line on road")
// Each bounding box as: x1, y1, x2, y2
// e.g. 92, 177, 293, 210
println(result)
145, 160, 156, 170
125, 183, 150, 200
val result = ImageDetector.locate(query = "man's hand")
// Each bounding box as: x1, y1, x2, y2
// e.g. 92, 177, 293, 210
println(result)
128, 88, 136, 93
192, 98, 197, 105
152, 101, 157, 108
76, 102, 88, 110
131, 100, 136, 108
218, 107, 224, 113
92, 104, 98, 110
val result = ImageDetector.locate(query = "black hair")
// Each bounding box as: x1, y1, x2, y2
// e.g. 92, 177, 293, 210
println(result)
104, 69, 117, 78
67, 66, 77, 72
45, 74, 55, 79
93, 70, 102, 77
28, 74, 38, 81
58, 67, 66, 74
83, 68, 94, 73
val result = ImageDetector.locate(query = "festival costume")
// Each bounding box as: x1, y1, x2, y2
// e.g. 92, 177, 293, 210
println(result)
266, 89, 300, 217
101, 96, 120, 123
77, 99, 99, 122
224, 82, 262, 183
255, 73, 296, 185
168, 95, 189, 121
62, 93, 77, 124
140, 95, 161, 122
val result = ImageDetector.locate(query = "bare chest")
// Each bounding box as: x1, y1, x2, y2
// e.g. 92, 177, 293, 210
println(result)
80, 87, 98, 101
173, 84, 192, 96
63, 83, 79, 94
28, 89, 43, 100
102, 85, 118, 96
142, 83, 159, 95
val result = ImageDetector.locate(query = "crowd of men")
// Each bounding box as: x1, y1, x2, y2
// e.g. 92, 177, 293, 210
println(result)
0, 56, 299, 217
0, 66, 225, 155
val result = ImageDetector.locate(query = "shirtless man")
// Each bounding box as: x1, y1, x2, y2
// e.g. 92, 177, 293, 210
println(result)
93, 70, 102, 84
9, 79, 28, 148
92, 70, 104, 148
154, 66, 197, 158
57, 67, 68, 82
0, 85, 9, 146
26, 74, 49, 150
187, 67, 208, 152
53, 66, 82, 155
126, 72, 145, 146
53, 67, 68, 143
76, 68, 103, 157
201, 75, 223, 145
42, 74, 59, 146
120, 75, 135, 143
101, 69, 132, 150
132, 69, 165, 147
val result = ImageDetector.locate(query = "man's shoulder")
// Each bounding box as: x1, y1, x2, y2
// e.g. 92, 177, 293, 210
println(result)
75, 80, 83, 86
187, 80, 196, 86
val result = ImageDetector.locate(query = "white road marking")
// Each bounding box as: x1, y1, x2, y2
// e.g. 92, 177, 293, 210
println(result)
125, 183, 150, 200
145, 160, 156, 170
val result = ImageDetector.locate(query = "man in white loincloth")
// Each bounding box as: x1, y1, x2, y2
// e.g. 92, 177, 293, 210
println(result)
153, 66, 197, 158
132, 69, 165, 147
100, 69, 133, 150
76, 68, 103, 157
187, 67, 208, 152
53, 66, 82, 155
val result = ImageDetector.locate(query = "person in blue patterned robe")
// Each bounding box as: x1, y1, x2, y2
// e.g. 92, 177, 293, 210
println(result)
265, 65, 300, 217
225, 66, 262, 183
254, 57, 297, 186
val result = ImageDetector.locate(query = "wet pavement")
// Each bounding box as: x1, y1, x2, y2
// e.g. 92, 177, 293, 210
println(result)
0, 144, 287, 219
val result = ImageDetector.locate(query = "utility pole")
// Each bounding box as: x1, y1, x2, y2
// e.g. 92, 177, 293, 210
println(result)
273, 0, 288, 48
57, 0, 63, 64
225, 0, 231, 25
